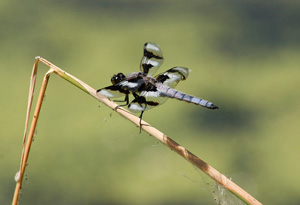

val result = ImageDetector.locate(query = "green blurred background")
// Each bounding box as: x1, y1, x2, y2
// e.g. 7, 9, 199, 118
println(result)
1, 0, 300, 204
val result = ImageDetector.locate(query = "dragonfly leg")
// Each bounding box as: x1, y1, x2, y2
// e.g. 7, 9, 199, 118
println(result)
113, 94, 129, 110
127, 93, 147, 133
132, 92, 140, 99
138, 110, 144, 133
138, 102, 147, 133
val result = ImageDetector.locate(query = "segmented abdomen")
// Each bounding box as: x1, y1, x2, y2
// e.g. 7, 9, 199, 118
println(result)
158, 85, 218, 110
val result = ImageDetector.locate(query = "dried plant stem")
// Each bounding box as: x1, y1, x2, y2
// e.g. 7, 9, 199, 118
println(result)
13, 57, 262, 205
13, 66, 54, 205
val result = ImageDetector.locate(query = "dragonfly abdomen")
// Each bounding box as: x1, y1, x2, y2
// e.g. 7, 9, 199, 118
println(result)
160, 86, 218, 110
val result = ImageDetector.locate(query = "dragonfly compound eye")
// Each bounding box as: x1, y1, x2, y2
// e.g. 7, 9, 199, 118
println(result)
111, 73, 126, 85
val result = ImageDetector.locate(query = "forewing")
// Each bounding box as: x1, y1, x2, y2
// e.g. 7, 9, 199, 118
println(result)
155, 67, 189, 88
140, 42, 164, 76
97, 85, 129, 98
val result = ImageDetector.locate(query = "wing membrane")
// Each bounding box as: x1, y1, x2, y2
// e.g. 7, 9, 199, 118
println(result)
128, 96, 160, 113
140, 42, 164, 76
155, 67, 189, 88
97, 85, 129, 98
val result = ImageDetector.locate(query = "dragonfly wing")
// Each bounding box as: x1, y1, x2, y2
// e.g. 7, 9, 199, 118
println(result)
155, 67, 189, 88
140, 42, 164, 76
97, 85, 129, 98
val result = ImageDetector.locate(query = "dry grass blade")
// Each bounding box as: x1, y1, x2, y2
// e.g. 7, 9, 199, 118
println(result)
20, 59, 39, 169
13, 60, 54, 205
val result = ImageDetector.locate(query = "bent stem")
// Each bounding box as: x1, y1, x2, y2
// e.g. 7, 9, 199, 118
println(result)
13, 64, 54, 204
13, 57, 262, 205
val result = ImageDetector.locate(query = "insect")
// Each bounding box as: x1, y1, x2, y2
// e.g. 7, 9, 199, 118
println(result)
97, 42, 218, 131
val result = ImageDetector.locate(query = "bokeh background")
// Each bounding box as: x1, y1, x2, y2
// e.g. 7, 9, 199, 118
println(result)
1, 0, 300, 204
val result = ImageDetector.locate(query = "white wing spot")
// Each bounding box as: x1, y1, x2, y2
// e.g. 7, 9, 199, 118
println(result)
98, 90, 115, 98
129, 104, 146, 112
147, 59, 159, 66
146, 43, 160, 51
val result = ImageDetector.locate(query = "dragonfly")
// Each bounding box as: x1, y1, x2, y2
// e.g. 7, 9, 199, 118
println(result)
97, 42, 218, 131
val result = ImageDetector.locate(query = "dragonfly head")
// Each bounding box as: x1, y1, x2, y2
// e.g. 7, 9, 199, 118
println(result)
111, 73, 126, 85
